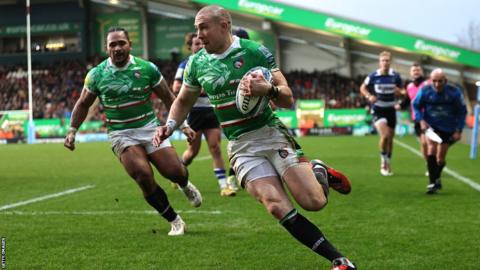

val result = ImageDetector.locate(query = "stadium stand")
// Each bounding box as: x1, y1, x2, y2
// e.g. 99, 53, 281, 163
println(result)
1, 59, 370, 126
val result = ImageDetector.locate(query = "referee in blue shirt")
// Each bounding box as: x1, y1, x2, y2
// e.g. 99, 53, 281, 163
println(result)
413, 69, 467, 194
360, 51, 404, 176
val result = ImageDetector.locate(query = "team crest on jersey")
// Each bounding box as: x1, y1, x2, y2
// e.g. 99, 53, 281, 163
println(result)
134, 71, 141, 79
233, 57, 244, 69
278, 149, 289, 159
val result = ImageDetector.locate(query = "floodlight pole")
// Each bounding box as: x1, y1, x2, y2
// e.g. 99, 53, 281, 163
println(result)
470, 83, 480, 159
26, 0, 35, 144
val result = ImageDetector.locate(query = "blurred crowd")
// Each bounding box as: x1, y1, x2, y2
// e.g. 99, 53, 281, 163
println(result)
0, 60, 87, 119
286, 70, 366, 109
0, 59, 369, 125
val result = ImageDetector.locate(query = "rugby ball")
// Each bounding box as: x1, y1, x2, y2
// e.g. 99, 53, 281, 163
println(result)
425, 128, 443, 143
235, 66, 272, 115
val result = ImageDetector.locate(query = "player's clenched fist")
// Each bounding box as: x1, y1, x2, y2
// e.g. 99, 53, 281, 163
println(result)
181, 126, 196, 144
153, 125, 172, 147
64, 127, 77, 151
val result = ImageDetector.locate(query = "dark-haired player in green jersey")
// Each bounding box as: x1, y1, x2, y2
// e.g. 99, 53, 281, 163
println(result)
64, 27, 201, 236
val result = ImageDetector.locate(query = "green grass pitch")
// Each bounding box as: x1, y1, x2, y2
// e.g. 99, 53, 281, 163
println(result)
1, 135, 479, 269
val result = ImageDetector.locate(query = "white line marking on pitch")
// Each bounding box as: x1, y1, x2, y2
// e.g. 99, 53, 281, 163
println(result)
394, 139, 480, 192
0, 210, 224, 216
196, 155, 212, 161
0, 185, 96, 211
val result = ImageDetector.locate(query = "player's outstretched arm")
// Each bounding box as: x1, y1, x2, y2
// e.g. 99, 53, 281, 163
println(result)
64, 88, 97, 151
152, 84, 200, 147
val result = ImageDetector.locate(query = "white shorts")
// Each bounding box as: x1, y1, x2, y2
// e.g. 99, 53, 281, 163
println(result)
108, 121, 171, 157
228, 125, 305, 187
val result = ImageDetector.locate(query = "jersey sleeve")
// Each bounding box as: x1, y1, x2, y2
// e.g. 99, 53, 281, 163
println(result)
183, 56, 201, 91
149, 62, 163, 88
83, 68, 99, 95
412, 87, 425, 122
363, 73, 372, 86
256, 44, 278, 72
453, 88, 467, 131
174, 59, 187, 82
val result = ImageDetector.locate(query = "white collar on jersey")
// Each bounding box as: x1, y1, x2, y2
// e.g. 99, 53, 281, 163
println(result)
375, 68, 394, 76
210, 35, 241, 60
107, 55, 136, 71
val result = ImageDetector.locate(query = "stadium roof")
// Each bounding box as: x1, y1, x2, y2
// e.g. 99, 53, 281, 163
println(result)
191, 0, 480, 69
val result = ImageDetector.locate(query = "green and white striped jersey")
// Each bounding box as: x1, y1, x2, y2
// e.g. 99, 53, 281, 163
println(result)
183, 36, 279, 140
84, 56, 162, 131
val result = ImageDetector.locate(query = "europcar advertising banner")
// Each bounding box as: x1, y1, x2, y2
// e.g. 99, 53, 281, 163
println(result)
192, 0, 480, 68
323, 109, 368, 127
296, 99, 324, 111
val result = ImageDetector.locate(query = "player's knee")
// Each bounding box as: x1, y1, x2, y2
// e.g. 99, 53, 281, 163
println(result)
300, 195, 327, 211
208, 143, 221, 156
130, 170, 155, 194
164, 163, 188, 182
130, 169, 152, 183
263, 199, 288, 219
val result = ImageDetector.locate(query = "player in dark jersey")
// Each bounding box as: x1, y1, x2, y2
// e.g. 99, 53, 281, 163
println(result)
360, 51, 404, 176
413, 69, 467, 194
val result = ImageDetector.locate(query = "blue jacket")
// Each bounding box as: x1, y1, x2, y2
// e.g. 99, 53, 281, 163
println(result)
413, 84, 467, 133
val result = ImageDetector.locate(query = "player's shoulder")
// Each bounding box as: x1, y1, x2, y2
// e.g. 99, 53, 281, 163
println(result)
138, 57, 162, 76
132, 56, 154, 68
188, 48, 208, 65
446, 83, 462, 95
420, 84, 436, 97
91, 58, 109, 73
239, 38, 261, 50
367, 70, 378, 78
85, 61, 105, 82
241, 39, 272, 57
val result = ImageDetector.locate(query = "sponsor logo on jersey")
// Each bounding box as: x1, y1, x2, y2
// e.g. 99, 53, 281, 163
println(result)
134, 71, 141, 79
